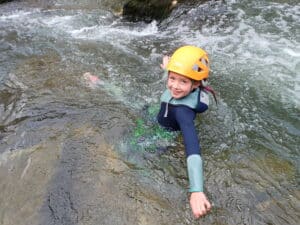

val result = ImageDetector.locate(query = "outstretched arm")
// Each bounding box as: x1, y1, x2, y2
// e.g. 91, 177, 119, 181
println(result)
175, 107, 211, 218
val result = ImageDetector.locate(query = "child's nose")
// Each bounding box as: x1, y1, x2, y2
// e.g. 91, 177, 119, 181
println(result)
173, 81, 180, 89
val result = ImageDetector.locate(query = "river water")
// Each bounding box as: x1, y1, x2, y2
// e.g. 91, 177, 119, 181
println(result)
0, 0, 299, 225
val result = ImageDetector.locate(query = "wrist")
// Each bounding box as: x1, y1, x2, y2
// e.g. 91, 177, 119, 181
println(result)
187, 154, 203, 192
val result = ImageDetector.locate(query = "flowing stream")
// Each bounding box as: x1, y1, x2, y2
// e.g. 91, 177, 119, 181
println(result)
0, 0, 299, 225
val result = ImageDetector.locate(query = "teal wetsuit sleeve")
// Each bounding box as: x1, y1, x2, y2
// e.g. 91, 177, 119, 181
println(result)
187, 154, 203, 192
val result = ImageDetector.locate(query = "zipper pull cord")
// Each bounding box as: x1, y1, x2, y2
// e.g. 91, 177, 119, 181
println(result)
164, 98, 173, 117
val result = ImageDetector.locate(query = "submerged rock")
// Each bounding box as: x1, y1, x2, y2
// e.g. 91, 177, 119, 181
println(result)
122, 0, 210, 23
122, 0, 177, 22
0, 0, 14, 4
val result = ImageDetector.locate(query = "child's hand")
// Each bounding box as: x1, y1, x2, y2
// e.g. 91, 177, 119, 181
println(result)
160, 55, 170, 70
190, 192, 211, 219
83, 72, 103, 88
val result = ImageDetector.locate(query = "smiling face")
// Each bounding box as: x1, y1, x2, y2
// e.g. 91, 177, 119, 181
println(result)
167, 71, 200, 99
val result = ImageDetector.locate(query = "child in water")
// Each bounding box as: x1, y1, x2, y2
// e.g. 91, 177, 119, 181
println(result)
157, 45, 216, 218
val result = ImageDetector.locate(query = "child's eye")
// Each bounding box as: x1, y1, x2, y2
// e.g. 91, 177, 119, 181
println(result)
181, 80, 187, 84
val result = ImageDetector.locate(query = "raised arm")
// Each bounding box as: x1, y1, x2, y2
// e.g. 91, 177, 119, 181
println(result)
160, 55, 170, 70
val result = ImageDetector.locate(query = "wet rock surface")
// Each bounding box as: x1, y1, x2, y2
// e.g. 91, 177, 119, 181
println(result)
0, 52, 189, 225
122, 0, 177, 22
1, 1, 299, 225
0, 0, 13, 4
122, 0, 210, 22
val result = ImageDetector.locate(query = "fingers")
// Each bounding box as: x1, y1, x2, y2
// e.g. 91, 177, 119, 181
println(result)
190, 192, 212, 219
193, 203, 208, 219
160, 55, 170, 69
205, 200, 212, 212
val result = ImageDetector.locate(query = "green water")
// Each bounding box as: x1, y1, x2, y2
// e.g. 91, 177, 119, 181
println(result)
128, 105, 177, 152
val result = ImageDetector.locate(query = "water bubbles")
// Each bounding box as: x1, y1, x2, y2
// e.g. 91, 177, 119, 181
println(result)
0, 1, 299, 224
219, 143, 229, 151
284, 48, 300, 57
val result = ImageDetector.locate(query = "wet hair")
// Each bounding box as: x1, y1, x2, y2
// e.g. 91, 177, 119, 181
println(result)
200, 82, 217, 104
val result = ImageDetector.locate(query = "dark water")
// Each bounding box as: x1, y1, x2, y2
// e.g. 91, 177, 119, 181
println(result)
0, 0, 299, 224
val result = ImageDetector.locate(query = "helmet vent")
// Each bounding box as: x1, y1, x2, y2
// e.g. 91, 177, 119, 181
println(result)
200, 58, 208, 67
192, 64, 202, 72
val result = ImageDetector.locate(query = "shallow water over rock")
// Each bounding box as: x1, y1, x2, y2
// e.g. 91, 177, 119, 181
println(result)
0, 0, 299, 225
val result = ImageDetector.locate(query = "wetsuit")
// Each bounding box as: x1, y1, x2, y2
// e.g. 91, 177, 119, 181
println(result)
157, 87, 209, 192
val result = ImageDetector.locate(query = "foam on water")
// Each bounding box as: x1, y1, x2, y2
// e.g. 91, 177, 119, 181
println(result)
1, 1, 298, 110
41, 14, 75, 26
167, 1, 300, 108
0, 9, 38, 21
69, 20, 159, 41
0, 1, 299, 224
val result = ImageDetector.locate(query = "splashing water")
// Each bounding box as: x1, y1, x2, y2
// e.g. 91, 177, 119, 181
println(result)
0, 0, 299, 225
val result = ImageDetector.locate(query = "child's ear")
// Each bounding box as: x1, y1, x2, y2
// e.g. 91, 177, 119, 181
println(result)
192, 81, 201, 89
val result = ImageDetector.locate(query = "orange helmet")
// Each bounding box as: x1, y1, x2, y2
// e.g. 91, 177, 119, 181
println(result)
167, 45, 210, 81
